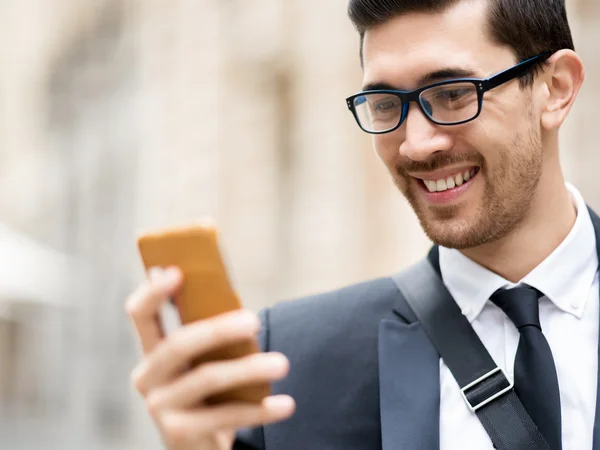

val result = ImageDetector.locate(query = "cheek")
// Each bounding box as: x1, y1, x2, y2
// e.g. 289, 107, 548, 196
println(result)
455, 123, 498, 169
480, 90, 534, 136
373, 134, 401, 169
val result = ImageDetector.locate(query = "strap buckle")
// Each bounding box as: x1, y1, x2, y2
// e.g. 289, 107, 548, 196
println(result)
460, 367, 514, 412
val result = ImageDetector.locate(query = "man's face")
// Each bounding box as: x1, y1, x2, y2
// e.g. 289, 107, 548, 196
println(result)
362, 0, 545, 249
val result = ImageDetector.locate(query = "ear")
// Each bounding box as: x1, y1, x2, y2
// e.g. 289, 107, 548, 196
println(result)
540, 50, 585, 131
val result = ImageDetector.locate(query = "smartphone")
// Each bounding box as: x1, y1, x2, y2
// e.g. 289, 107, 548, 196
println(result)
137, 222, 270, 404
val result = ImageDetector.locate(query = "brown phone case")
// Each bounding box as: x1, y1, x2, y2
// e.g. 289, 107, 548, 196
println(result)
137, 223, 270, 404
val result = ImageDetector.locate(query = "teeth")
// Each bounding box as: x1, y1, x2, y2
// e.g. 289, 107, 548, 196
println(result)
421, 169, 477, 193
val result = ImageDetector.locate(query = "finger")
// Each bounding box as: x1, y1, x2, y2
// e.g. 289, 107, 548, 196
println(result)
126, 266, 183, 355
160, 395, 296, 448
134, 309, 260, 394
146, 352, 289, 411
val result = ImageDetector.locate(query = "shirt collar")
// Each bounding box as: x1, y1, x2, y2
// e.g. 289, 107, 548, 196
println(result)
439, 183, 598, 322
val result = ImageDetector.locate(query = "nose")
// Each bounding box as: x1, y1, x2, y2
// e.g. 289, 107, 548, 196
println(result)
399, 103, 453, 161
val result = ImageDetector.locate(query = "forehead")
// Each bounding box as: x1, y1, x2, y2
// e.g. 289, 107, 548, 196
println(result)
362, 0, 515, 88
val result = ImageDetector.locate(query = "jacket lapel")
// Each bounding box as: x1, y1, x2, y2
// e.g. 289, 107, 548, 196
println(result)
587, 207, 600, 450
379, 296, 440, 450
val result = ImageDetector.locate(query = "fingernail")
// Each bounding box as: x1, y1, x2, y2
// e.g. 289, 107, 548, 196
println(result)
264, 395, 295, 413
265, 353, 289, 372
148, 267, 180, 287
148, 267, 164, 281
234, 310, 260, 331
164, 267, 181, 283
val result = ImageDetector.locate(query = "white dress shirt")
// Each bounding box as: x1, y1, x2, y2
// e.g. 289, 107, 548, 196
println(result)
439, 183, 600, 450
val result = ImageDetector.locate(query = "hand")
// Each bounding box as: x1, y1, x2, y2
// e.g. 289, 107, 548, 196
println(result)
126, 267, 296, 450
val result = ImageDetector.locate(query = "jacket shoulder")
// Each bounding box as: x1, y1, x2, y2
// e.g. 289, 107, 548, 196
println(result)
251, 277, 402, 450
263, 276, 401, 352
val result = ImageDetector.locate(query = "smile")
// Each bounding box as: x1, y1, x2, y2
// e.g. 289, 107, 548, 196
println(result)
410, 167, 481, 204
419, 168, 480, 193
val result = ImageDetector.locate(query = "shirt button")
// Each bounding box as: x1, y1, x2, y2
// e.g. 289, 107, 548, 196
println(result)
462, 307, 472, 317
570, 299, 579, 309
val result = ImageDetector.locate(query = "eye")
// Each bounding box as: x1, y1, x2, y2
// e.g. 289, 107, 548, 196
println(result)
373, 97, 401, 113
424, 84, 478, 110
436, 88, 472, 101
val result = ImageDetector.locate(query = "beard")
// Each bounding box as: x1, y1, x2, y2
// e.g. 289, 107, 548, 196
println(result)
395, 124, 544, 250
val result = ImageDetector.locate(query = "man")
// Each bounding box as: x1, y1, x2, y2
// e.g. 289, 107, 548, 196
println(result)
126, 0, 594, 448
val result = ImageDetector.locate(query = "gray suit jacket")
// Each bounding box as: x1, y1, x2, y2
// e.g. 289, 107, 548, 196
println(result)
234, 208, 600, 450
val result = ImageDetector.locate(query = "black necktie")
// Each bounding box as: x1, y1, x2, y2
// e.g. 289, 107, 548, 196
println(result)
490, 286, 562, 450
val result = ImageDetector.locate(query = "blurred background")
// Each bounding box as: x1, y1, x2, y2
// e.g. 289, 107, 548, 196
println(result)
0, 0, 598, 448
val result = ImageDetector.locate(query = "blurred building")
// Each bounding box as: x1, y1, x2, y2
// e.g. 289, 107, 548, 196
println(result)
0, 0, 599, 448
0, 224, 71, 414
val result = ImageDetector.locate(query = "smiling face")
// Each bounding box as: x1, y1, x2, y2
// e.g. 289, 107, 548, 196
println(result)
363, 0, 547, 249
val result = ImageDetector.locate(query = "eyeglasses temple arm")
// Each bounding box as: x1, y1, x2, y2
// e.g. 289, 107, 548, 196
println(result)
484, 52, 552, 91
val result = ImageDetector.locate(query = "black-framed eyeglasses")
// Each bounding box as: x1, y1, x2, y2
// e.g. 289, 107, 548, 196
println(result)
346, 52, 552, 135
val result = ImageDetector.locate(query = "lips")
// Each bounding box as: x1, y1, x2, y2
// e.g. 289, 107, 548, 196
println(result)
413, 167, 481, 204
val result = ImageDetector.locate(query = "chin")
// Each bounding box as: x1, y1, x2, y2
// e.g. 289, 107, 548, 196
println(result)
401, 178, 507, 250
418, 205, 517, 250
423, 222, 480, 249
427, 229, 485, 250
416, 205, 493, 250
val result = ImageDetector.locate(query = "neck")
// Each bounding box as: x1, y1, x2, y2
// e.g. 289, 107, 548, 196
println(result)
461, 161, 576, 283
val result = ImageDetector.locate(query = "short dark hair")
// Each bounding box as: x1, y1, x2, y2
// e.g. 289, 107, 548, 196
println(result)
347, 0, 575, 86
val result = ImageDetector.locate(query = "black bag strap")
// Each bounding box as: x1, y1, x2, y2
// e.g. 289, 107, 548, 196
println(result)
392, 252, 552, 450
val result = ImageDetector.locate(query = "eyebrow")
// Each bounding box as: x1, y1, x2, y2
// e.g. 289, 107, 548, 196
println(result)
362, 67, 479, 92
